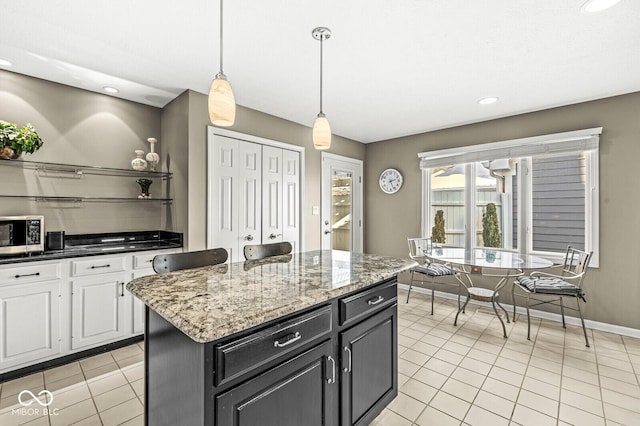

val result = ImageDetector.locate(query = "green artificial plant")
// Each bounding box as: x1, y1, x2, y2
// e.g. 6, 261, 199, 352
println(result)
432, 209, 446, 244
0, 120, 44, 158
482, 202, 501, 247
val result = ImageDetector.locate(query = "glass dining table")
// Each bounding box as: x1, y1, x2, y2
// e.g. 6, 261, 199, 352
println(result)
425, 247, 554, 337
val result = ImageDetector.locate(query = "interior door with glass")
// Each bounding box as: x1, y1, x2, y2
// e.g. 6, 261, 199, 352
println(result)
321, 153, 363, 252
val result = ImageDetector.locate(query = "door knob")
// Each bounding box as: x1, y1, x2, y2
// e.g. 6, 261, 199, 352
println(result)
324, 230, 331, 235
269, 233, 282, 239
244, 234, 254, 241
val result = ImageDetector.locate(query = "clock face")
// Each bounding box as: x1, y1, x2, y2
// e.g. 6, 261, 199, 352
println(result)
379, 168, 403, 194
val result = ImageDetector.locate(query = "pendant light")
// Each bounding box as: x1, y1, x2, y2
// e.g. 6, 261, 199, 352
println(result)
208, 0, 236, 126
312, 27, 332, 150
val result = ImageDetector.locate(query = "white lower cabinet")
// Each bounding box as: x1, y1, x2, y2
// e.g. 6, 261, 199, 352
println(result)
70, 273, 126, 350
0, 247, 180, 373
0, 279, 62, 371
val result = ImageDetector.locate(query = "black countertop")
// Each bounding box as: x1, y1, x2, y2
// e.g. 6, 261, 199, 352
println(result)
0, 231, 183, 265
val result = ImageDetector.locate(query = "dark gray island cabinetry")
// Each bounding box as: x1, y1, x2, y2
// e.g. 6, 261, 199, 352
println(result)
126, 250, 416, 426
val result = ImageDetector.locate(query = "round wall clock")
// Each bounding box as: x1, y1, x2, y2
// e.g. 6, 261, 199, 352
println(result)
379, 168, 403, 194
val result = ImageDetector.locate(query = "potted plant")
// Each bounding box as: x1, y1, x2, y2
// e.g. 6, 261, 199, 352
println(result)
0, 120, 44, 159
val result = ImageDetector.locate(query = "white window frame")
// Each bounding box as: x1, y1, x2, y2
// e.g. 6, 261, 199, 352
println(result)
419, 128, 602, 267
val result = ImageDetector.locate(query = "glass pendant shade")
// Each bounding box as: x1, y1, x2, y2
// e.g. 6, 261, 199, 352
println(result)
312, 114, 331, 150
208, 75, 236, 127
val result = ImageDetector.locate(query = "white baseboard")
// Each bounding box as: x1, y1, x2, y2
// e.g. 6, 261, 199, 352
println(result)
398, 283, 640, 339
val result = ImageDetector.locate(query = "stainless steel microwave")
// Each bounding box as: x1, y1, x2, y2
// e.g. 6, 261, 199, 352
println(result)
0, 216, 44, 255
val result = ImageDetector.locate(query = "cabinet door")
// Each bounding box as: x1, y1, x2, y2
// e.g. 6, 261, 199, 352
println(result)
71, 274, 125, 350
131, 269, 155, 334
238, 142, 262, 255
340, 305, 398, 426
262, 145, 283, 243
0, 281, 62, 372
216, 340, 336, 426
282, 149, 300, 254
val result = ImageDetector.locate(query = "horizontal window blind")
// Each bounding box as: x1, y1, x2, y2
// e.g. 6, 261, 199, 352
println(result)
418, 127, 602, 169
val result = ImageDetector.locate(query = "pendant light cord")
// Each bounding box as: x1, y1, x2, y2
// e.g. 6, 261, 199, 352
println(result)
219, 0, 224, 75
319, 35, 323, 114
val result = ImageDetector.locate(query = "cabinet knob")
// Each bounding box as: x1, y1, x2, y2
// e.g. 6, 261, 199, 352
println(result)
324, 230, 331, 235
269, 233, 282, 240
244, 235, 254, 241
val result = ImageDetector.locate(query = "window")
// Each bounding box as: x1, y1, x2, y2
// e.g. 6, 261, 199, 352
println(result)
419, 128, 601, 266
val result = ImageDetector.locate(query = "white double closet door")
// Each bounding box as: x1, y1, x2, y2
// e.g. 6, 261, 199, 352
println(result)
208, 131, 301, 263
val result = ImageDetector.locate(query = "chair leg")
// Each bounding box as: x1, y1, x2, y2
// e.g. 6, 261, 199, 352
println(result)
406, 270, 414, 303
526, 294, 532, 341
430, 286, 435, 315
492, 296, 508, 338
454, 293, 470, 326
495, 296, 510, 324
511, 283, 517, 323
559, 296, 566, 328
576, 296, 590, 348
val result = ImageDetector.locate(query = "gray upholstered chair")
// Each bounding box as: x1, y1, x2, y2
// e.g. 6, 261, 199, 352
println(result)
152, 248, 228, 273
406, 237, 460, 315
243, 241, 293, 261
512, 246, 593, 346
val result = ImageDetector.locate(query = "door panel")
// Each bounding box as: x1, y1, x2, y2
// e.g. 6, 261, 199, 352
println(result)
239, 142, 262, 253
262, 145, 283, 243
210, 135, 240, 262
283, 149, 300, 253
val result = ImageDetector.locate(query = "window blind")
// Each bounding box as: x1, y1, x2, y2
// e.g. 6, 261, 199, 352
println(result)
418, 127, 602, 169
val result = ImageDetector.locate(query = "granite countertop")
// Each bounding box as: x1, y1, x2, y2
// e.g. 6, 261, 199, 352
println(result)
0, 231, 182, 265
127, 250, 417, 343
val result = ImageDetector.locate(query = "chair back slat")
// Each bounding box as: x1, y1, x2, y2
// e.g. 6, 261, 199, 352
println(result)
407, 237, 432, 259
243, 241, 292, 260
562, 246, 593, 285
153, 248, 228, 274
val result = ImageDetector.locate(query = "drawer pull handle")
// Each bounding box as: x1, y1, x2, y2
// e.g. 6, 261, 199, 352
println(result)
273, 331, 301, 348
367, 295, 385, 305
91, 264, 111, 269
327, 356, 336, 384
14, 272, 41, 279
120, 282, 125, 297
343, 346, 352, 373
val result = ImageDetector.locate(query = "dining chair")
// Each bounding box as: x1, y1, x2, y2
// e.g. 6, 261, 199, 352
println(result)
512, 246, 593, 347
152, 248, 228, 273
453, 265, 517, 338
243, 241, 293, 260
406, 237, 460, 315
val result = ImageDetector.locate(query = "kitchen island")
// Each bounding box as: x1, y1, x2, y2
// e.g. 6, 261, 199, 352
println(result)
127, 250, 416, 426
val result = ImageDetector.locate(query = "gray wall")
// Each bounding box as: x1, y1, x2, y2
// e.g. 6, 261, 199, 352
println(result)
0, 70, 164, 234
365, 91, 640, 329
163, 90, 366, 252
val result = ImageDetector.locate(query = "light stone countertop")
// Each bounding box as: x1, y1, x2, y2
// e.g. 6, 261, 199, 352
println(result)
126, 250, 417, 343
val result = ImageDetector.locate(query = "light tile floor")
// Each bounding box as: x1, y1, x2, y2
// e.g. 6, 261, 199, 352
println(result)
2, 291, 640, 425
372, 290, 640, 425
0, 342, 144, 426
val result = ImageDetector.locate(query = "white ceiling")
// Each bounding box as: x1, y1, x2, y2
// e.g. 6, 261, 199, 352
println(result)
1, 0, 639, 143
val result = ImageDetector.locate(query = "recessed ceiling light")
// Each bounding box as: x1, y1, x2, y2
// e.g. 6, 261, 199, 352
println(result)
103, 86, 119, 94
478, 97, 499, 105
0, 58, 12, 67
581, 0, 621, 13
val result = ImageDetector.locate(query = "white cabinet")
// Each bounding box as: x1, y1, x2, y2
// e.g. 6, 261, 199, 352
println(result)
70, 273, 125, 350
0, 262, 62, 371
209, 131, 301, 262
0, 248, 181, 373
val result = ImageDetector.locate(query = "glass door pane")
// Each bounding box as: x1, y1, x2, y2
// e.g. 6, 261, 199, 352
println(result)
431, 165, 465, 247
332, 172, 352, 251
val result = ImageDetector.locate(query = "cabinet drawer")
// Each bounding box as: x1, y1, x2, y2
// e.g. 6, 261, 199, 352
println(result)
215, 305, 332, 386
71, 256, 126, 277
0, 262, 61, 285
339, 280, 397, 325
133, 252, 157, 270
